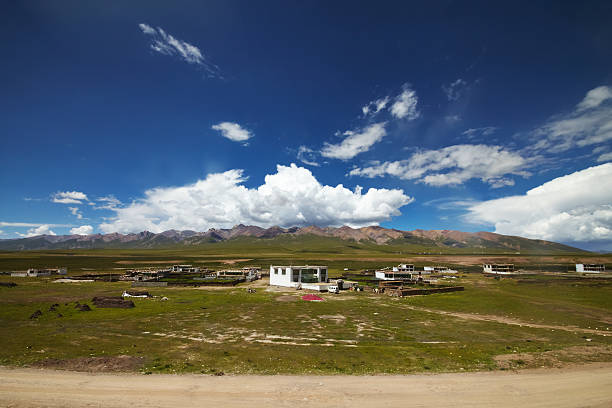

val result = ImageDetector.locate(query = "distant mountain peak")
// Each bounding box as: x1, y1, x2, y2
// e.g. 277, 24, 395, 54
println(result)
0, 225, 585, 253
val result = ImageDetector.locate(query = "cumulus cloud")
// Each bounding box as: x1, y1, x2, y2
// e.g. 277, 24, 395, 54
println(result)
390, 86, 420, 120
349, 144, 529, 187
465, 163, 612, 243
212, 122, 253, 143
18, 225, 57, 237
70, 225, 94, 235
52, 191, 88, 204
296, 146, 320, 166
99, 164, 413, 233
138, 23, 221, 78
531, 85, 612, 153
442, 78, 468, 101
320, 122, 387, 160
362, 96, 390, 116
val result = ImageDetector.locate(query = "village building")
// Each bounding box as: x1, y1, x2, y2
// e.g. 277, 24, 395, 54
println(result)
375, 264, 417, 280
217, 267, 261, 281
483, 264, 515, 274
424, 266, 458, 274
11, 268, 67, 277
171, 265, 200, 273
269, 265, 328, 291
575, 264, 605, 273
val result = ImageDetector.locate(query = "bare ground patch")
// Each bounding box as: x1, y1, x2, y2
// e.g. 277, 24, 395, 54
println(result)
401, 305, 611, 336
495, 345, 612, 370
115, 260, 185, 265
32, 355, 144, 372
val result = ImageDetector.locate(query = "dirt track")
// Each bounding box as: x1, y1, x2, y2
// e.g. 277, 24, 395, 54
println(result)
1, 364, 611, 407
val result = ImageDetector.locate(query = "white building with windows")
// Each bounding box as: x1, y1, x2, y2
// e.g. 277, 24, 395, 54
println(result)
575, 264, 605, 273
375, 264, 416, 280
269, 265, 328, 290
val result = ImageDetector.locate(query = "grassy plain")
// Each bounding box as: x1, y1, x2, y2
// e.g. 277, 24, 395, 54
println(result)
0, 246, 611, 375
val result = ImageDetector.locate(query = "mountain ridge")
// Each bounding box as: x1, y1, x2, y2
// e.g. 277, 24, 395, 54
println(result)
0, 225, 586, 253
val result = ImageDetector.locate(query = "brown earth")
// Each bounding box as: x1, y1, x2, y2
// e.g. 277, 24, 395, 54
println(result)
1, 364, 611, 407
31, 355, 144, 372
115, 260, 185, 264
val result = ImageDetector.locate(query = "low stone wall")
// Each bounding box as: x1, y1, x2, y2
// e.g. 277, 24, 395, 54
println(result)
392, 286, 464, 297
132, 281, 168, 287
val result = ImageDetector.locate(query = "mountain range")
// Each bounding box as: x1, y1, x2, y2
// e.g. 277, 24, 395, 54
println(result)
0, 225, 585, 253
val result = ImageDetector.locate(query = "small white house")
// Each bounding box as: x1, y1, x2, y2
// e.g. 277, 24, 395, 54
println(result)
269, 265, 328, 290
171, 265, 200, 273
483, 264, 515, 274
424, 266, 457, 274
576, 264, 605, 273
375, 264, 417, 280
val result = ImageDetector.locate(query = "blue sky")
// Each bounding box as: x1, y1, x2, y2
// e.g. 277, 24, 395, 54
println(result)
1, 1, 611, 250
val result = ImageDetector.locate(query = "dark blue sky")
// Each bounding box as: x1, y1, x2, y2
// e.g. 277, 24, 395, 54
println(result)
1, 1, 611, 249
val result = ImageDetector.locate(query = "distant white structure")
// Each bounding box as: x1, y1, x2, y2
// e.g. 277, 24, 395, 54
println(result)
424, 266, 458, 274
483, 264, 515, 275
217, 267, 261, 281
171, 265, 199, 273
575, 264, 605, 273
375, 264, 418, 280
12, 268, 67, 277
269, 265, 328, 290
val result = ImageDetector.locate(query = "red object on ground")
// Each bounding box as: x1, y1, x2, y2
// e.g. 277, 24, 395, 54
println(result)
301, 294, 324, 301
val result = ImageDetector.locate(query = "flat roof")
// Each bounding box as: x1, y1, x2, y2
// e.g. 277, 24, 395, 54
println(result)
271, 265, 327, 268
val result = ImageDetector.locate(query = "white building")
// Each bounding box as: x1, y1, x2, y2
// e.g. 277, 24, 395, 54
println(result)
171, 265, 200, 273
217, 267, 261, 281
424, 266, 458, 274
575, 264, 605, 273
375, 264, 416, 280
269, 265, 328, 290
483, 264, 515, 274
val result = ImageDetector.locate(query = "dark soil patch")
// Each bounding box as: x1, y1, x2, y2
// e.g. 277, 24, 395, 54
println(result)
76, 304, 91, 311
32, 355, 145, 372
0, 282, 17, 287
124, 290, 151, 297
92, 296, 135, 308
29, 310, 42, 320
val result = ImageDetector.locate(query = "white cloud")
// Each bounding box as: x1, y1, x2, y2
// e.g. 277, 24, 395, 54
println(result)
445, 114, 461, 123
138, 23, 221, 78
95, 195, 122, 210
465, 163, 612, 243
597, 152, 612, 162
531, 85, 612, 153
442, 78, 468, 101
211, 122, 253, 143
68, 207, 83, 219
577, 85, 612, 111
18, 225, 57, 238
362, 96, 390, 116
99, 164, 413, 233
296, 146, 320, 166
390, 86, 420, 120
0, 222, 71, 228
320, 122, 387, 160
70, 225, 94, 235
52, 191, 88, 204
349, 144, 529, 187
462, 126, 498, 139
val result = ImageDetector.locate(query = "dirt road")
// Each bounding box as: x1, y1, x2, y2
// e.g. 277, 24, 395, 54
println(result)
1, 364, 611, 408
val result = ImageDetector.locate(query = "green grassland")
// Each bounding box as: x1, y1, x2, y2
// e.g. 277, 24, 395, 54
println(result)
0, 247, 611, 375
